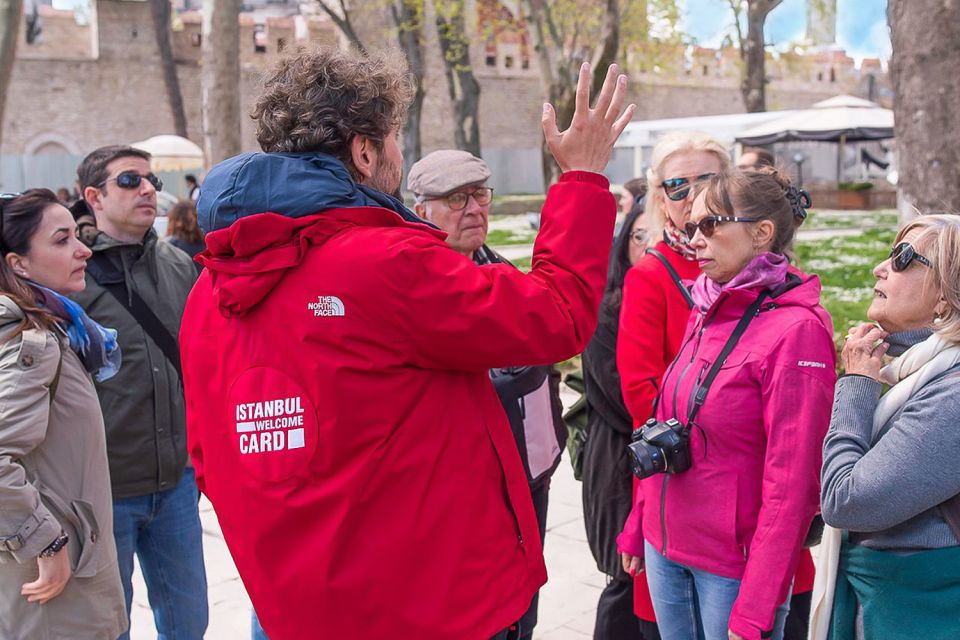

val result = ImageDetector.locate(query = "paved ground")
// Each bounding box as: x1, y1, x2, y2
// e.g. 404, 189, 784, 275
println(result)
129, 410, 604, 639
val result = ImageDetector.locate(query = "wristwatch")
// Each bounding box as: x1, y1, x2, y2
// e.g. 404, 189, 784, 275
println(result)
38, 530, 69, 558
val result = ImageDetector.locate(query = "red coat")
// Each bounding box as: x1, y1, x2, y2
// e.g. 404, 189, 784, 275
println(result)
179, 172, 616, 640
617, 241, 700, 621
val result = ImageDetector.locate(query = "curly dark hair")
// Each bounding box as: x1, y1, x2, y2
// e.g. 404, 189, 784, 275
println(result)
253, 46, 414, 176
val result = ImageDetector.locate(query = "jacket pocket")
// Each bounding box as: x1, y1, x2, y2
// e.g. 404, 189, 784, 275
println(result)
69, 499, 101, 578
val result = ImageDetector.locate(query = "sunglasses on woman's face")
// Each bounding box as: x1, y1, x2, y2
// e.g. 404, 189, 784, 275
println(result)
889, 242, 932, 272
661, 173, 716, 202
683, 215, 759, 240
98, 171, 163, 191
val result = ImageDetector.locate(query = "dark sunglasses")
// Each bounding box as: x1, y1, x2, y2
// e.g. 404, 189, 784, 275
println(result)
98, 171, 163, 191
661, 173, 716, 201
889, 242, 932, 272
684, 215, 759, 240
0, 192, 22, 254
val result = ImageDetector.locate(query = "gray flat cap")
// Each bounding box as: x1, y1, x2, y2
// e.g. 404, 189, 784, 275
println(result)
407, 150, 491, 197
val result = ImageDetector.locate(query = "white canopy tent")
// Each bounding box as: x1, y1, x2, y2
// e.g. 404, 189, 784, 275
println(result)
130, 135, 205, 172
735, 95, 894, 145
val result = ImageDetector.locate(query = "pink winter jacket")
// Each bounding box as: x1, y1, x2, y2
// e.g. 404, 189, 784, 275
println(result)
617, 272, 836, 640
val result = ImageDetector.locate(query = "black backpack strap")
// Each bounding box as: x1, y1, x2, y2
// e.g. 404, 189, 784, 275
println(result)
86, 252, 182, 380
646, 247, 694, 310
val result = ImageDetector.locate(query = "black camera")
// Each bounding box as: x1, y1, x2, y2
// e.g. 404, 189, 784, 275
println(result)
627, 418, 692, 479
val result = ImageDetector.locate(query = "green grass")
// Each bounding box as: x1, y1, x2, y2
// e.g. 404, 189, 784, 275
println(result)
486, 228, 537, 246
803, 209, 898, 230
795, 226, 897, 347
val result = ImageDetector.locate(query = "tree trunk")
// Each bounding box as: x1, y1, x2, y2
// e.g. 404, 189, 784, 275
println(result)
888, 0, 960, 220
202, 0, 242, 165
435, 2, 481, 157
150, 0, 188, 137
741, 2, 768, 112
521, 0, 619, 187
392, 0, 425, 178
0, 0, 22, 154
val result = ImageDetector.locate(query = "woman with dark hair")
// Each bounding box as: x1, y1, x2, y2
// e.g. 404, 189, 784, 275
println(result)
166, 199, 206, 261
621, 168, 835, 640
0, 190, 125, 639
581, 201, 655, 640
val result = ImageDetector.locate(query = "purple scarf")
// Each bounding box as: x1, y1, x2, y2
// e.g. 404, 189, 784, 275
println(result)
691, 252, 788, 313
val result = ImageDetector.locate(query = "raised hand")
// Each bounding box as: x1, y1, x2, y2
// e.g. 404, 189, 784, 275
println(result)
541, 63, 636, 175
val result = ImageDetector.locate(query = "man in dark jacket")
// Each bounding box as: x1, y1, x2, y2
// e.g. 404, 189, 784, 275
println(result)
408, 149, 568, 640
73, 146, 206, 639
183, 48, 634, 640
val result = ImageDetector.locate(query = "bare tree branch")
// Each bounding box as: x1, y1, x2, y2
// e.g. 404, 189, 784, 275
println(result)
316, 0, 368, 54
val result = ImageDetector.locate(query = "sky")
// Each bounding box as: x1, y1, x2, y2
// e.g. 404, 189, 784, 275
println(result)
683, 0, 891, 62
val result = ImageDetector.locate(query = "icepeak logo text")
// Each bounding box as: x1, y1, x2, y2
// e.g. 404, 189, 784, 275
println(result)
307, 296, 345, 317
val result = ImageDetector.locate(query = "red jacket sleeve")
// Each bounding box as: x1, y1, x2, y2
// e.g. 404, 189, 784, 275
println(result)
728, 318, 836, 640
617, 261, 671, 428
390, 171, 616, 371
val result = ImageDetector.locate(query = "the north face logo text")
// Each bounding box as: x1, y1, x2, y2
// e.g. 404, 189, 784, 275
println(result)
307, 296, 345, 317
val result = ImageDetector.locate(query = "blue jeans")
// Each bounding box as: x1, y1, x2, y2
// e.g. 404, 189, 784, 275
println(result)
644, 541, 790, 640
113, 467, 209, 640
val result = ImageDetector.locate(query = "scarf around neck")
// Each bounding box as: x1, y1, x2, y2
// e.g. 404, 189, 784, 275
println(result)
32, 284, 121, 382
810, 329, 960, 640
662, 221, 696, 260
690, 251, 788, 313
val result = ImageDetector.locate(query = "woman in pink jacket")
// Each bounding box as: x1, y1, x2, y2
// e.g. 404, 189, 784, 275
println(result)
619, 168, 836, 640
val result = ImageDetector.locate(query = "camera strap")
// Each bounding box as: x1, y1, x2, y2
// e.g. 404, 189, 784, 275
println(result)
646, 248, 694, 310
682, 291, 770, 434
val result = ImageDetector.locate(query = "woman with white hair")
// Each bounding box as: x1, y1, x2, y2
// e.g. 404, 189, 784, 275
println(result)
615, 131, 729, 639
814, 213, 960, 640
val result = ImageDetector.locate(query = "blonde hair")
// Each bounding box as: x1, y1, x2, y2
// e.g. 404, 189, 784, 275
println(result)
895, 213, 960, 344
645, 131, 731, 240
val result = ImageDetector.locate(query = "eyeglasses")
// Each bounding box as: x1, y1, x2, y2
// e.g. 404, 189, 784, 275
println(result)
661, 173, 716, 202
629, 229, 648, 246
889, 242, 932, 272
98, 171, 163, 191
683, 215, 759, 240
423, 187, 493, 211
0, 192, 22, 254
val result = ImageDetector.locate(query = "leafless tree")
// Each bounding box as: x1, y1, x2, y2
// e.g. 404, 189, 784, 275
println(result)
520, 0, 620, 186
0, 0, 22, 153
726, 0, 782, 112
434, 0, 480, 156
202, 0, 242, 165
150, 0, 188, 137
888, 0, 960, 218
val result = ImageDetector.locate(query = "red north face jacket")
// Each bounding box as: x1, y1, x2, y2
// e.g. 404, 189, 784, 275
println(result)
180, 172, 615, 639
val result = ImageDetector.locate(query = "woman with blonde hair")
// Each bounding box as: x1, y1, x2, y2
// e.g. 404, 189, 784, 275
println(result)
0, 190, 125, 639
814, 213, 960, 640
615, 131, 730, 638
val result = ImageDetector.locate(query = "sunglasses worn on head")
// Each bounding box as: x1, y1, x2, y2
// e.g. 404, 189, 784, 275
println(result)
424, 187, 493, 211
684, 215, 759, 240
889, 242, 932, 272
99, 171, 163, 191
661, 173, 716, 201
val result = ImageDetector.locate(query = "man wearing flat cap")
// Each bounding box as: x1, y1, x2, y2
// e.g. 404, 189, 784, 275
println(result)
409, 149, 567, 640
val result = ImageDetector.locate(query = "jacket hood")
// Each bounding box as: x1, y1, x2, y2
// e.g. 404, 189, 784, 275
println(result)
706, 269, 833, 333
197, 151, 427, 234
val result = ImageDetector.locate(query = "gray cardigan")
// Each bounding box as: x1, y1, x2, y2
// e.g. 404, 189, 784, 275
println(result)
821, 331, 960, 551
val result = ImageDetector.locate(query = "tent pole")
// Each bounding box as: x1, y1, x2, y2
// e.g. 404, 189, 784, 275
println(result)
837, 133, 846, 184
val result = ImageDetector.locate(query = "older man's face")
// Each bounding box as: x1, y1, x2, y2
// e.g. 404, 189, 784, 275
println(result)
420, 182, 491, 256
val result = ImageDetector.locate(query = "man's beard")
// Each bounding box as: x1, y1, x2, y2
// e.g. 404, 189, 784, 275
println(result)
368, 157, 403, 200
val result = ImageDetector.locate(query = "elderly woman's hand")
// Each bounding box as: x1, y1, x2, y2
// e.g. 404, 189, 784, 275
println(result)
842, 322, 889, 380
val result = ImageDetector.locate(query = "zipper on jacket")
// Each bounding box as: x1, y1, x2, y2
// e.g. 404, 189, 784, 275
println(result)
659, 474, 670, 555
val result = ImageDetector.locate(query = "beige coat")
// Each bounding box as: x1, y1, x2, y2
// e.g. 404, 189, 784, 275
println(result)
0, 296, 126, 639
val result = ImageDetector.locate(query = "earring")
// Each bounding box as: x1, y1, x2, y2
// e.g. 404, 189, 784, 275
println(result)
934, 315, 944, 325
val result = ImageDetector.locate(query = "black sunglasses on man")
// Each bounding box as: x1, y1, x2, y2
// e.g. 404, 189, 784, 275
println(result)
97, 171, 163, 192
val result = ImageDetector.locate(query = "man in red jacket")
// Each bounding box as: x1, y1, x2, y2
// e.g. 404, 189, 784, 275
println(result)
182, 48, 635, 640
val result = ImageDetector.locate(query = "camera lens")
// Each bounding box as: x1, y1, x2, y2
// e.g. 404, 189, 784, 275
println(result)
628, 441, 667, 479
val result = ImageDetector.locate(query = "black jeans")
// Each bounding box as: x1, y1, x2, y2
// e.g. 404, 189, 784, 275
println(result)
594, 576, 661, 640
517, 479, 550, 640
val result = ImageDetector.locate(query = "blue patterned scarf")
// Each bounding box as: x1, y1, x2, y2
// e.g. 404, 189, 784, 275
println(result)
32, 284, 121, 381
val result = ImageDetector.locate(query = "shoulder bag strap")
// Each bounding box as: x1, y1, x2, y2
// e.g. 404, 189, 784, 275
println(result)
86, 253, 182, 380
646, 247, 694, 310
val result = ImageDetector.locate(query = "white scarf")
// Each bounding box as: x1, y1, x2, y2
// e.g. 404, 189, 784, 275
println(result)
808, 332, 960, 640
